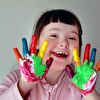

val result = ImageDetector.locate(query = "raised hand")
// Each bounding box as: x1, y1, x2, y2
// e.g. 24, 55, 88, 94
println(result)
71, 43, 99, 95
13, 34, 53, 82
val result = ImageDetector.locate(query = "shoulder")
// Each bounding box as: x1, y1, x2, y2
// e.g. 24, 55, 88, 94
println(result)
1, 69, 20, 84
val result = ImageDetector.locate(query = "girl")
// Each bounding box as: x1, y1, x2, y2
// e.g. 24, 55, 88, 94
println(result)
0, 9, 100, 100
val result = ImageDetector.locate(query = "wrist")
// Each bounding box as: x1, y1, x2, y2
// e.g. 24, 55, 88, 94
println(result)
17, 78, 37, 98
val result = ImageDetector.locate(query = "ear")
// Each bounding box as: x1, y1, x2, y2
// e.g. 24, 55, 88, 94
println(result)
36, 39, 40, 49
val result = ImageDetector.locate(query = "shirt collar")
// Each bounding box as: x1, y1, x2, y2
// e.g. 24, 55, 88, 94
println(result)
40, 70, 70, 91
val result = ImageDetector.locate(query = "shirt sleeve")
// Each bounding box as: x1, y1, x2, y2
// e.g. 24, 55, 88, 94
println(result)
0, 69, 23, 100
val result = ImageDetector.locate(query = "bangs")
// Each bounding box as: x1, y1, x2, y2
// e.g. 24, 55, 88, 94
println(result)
50, 15, 76, 26
44, 10, 77, 25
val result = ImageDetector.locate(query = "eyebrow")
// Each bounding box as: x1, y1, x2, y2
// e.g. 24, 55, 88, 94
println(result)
48, 28, 78, 35
48, 28, 61, 31
70, 30, 78, 35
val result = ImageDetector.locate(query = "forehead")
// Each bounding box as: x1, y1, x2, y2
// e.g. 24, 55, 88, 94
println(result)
41, 22, 79, 34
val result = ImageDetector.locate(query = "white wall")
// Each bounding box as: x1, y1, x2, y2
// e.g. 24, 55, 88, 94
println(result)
0, 0, 100, 92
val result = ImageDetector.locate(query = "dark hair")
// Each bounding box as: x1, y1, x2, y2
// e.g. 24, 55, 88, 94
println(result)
33, 9, 83, 53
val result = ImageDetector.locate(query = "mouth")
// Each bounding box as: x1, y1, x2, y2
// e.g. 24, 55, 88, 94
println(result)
51, 51, 69, 58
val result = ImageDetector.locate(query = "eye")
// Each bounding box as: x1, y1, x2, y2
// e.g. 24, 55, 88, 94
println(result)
68, 37, 76, 40
50, 34, 58, 38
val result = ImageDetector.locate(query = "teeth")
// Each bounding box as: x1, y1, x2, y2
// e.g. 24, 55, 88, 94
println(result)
54, 51, 66, 55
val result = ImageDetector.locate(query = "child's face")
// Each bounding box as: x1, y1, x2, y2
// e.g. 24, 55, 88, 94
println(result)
37, 22, 79, 70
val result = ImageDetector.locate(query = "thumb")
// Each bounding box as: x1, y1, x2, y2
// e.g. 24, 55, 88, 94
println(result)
66, 64, 75, 79
46, 57, 53, 69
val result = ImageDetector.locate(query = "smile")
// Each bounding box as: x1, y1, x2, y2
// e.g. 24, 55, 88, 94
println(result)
51, 51, 69, 58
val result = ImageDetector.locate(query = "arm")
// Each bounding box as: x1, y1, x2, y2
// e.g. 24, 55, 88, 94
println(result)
0, 70, 23, 100
13, 36, 53, 98
0, 35, 53, 100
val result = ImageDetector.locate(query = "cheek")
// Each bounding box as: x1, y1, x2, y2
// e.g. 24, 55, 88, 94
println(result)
42, 40, 55, 61
46, 38, 57, 50
69, 42, 79, 53
45, 40, 55, 54
68, 43, 79, 64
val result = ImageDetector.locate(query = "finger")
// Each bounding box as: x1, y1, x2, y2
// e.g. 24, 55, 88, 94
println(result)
66, 64, 75, 79
13, 48, 22, 62
83, 43, 91, 62
30, 34, 37, 55
90, 48, 96, 64
38, 40, 48, 59
46, 57, 53, 69
96, 60, 100, 71
22, 38, 29, 57
83, 60, 88, 65
88, 61, 93, 68
72, 48, 81, 66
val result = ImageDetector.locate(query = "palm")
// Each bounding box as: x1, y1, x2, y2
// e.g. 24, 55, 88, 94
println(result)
72, 44, 97, 95
13, 34, 53, 82
32, 55, 46, 77
72, 60, 96, 89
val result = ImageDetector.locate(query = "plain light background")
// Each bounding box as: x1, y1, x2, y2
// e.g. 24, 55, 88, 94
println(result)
0, 0, 100, 92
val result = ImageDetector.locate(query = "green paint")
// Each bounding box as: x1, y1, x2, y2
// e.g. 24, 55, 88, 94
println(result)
72, 60, 95, 89
31, 55, 46, 78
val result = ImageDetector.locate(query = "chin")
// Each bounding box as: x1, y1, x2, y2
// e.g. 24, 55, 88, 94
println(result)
51, 59, 70, 70
53, 56, 72, 65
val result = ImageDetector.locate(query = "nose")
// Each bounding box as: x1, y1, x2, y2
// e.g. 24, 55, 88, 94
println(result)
58, 39, 69, 48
